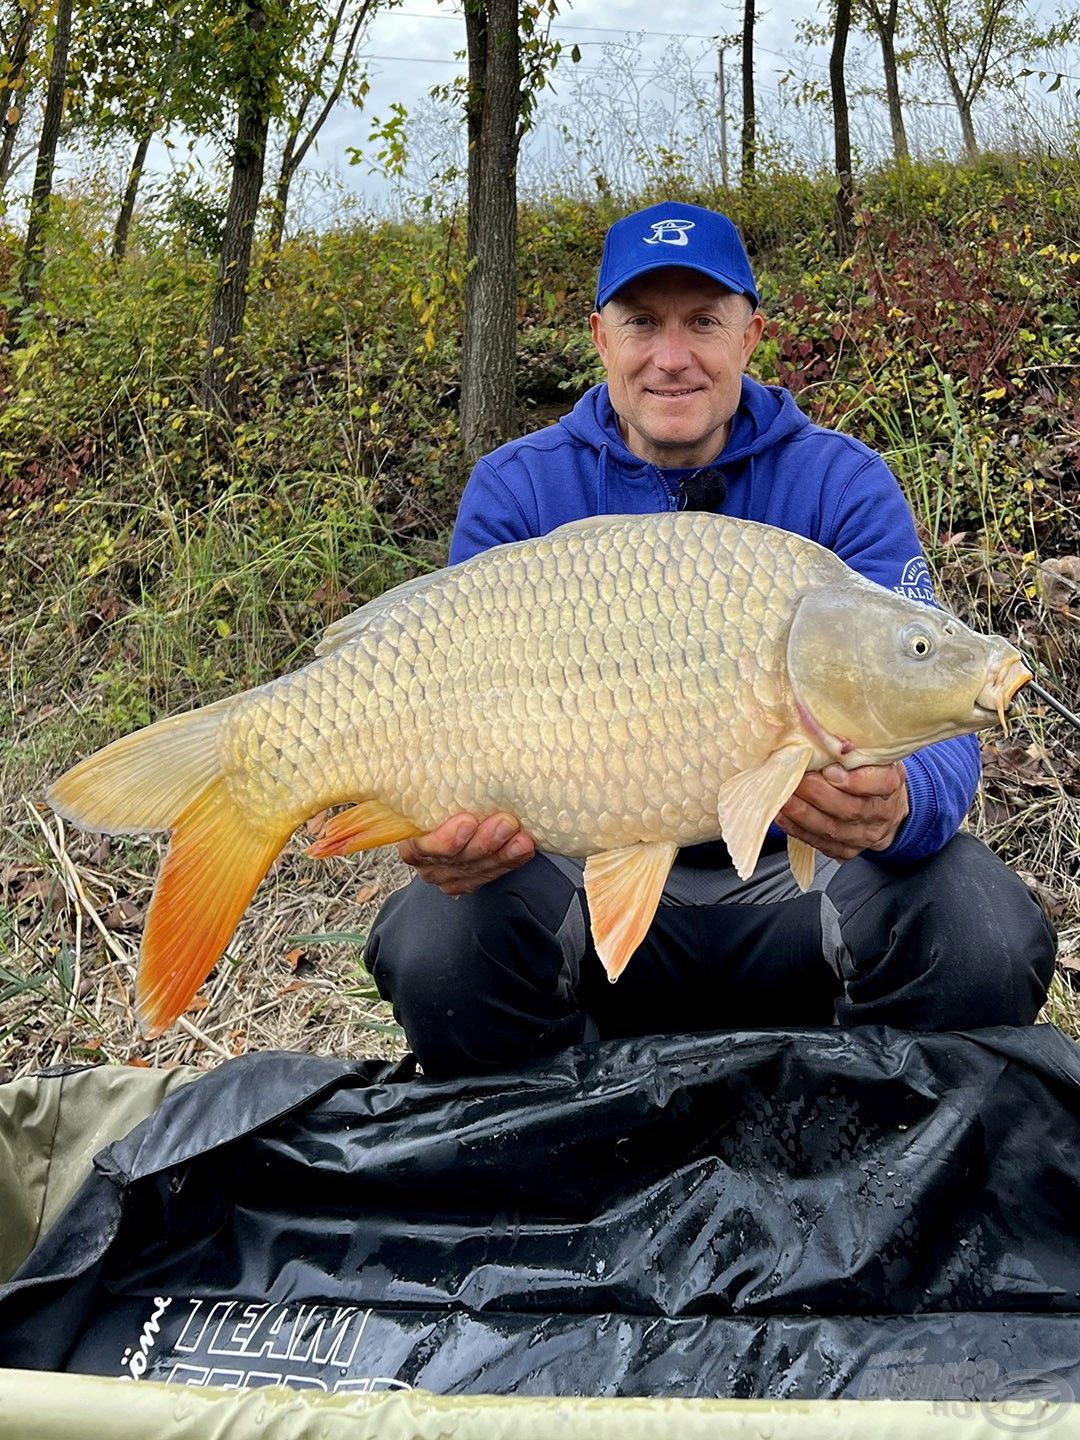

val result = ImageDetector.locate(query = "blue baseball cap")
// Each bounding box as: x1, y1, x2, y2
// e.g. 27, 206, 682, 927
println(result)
595, 201, 759, 310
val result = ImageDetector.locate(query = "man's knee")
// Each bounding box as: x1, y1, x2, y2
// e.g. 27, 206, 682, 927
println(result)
365, 858, 586, 1075
827, 833, 1057, 1029
367, 876, 495, 1015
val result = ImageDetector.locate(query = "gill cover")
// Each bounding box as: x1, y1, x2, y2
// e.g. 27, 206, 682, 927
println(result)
786, 585, 1009, 763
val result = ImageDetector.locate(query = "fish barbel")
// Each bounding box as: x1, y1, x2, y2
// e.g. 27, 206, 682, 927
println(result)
48, 512, 1031, 1037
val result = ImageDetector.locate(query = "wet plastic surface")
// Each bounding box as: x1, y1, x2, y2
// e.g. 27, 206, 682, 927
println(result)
2, 1028, 1080, 1399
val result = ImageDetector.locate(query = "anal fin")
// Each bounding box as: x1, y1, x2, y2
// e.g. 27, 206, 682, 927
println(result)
307, 799, 422, 858
717, 744, 814, 882
787, 835, 817, 892
584, 840, 678, 983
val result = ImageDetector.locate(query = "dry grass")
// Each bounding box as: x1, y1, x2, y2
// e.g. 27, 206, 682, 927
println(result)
0, 796, 411, 1080
2, 709, 1078, 1082
1, 506, 1078, 1082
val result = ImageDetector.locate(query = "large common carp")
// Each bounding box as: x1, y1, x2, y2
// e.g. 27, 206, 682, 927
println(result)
49, 512, 1030, 1037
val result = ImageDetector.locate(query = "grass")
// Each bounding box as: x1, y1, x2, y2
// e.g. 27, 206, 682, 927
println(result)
2, 159, 1079, 1078
0, 470, 434, 1078
2, 465, 1077, 1080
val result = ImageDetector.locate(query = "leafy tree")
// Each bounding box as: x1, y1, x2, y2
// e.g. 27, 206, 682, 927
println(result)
200, 0, 299, 418
741, 0, 755, 180
65, 0, 212, 261
14, 0, 69, 320
459, 0, 566, 460
785, 0, 911, 166
266, 0, 383, 257
831, 0, 853, 251
0, 0, 44, 194
859, 0, 907, 160
909, 0, 1078, 156
202, 0, 397, 417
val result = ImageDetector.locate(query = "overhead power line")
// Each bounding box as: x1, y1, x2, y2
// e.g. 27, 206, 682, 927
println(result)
391, 9, 725, 39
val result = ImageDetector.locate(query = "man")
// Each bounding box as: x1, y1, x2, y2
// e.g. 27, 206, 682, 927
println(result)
366, 201, 1056, 1077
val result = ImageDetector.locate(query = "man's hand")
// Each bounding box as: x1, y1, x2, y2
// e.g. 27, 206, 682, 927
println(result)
775, 763, 909, 862
398, 812, 536, 896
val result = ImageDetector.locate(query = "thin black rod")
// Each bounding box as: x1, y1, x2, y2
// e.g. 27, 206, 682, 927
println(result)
1027, 679, 1080, 733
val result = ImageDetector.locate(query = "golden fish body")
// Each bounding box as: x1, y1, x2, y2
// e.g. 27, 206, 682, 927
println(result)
48, 513, 1030, 1035
228, 514, 826, 853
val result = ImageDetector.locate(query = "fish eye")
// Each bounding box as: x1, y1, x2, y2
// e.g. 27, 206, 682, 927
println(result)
903, 625, 934, 659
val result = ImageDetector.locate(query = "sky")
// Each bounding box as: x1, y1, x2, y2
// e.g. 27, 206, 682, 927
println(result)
296, 0, 841, 208
72, 0, 1078, 227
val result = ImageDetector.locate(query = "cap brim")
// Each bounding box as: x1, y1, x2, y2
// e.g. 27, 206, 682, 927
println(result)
596, 257, 758, 310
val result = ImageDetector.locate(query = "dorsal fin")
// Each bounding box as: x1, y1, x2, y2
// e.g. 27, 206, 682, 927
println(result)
546, 514, 637, 539
315, 568, 446, 656
316, 516, 644, 658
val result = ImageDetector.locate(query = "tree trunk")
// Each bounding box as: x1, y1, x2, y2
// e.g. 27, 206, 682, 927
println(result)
14, 0, 70, 322
871, 0, 908, 161
112, 128, 153, 262
953, 89, 978, 156
0, 1, 39, 195
266, 0, 373, 259
0, 97, 23, 192
200, 10, 273, 421
740, 0, 755, 181
831, 0, 853, 254
460, 0, 520, 462
266, 134, 296, 258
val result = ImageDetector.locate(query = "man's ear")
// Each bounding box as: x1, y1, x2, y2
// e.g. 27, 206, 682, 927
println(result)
742, 308, 766, 367
590, 310, 609, 369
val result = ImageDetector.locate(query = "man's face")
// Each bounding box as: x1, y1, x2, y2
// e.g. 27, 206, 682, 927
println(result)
590, 268, 765, 470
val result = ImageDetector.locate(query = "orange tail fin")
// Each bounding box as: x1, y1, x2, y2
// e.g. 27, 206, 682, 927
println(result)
137, 779, 288, 1037
48, 699, 291, 1037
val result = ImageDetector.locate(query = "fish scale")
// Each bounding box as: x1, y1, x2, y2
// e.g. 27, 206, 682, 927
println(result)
48, 511, 1031, 1036
225, 514, 802, 855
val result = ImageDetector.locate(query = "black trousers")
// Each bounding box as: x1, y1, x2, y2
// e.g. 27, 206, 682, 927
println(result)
366, 834, 1058, 1078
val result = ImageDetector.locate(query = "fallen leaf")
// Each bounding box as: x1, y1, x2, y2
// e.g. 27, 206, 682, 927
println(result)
305, 809, 329, 837
1039, 556, 1080, 613
102, 899, 143, 930
355, 882, 381, 904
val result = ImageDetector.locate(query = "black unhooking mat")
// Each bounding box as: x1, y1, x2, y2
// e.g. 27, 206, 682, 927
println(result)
3, 1026, 1080, 1402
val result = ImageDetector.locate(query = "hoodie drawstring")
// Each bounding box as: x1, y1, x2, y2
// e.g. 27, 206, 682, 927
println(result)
596, 445, 609, 514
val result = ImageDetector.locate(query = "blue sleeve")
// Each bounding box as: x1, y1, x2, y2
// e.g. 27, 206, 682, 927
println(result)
449, 458, 536, 564
824, 454, 981, 866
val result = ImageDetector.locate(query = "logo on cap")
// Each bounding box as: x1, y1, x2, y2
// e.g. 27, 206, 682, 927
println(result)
643, 218, 694, 247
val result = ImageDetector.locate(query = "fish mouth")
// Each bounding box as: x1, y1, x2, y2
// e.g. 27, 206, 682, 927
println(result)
973, 652, 1033, 736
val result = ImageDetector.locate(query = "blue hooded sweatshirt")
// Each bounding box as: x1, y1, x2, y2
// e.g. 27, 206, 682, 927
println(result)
449, 377, 980, 866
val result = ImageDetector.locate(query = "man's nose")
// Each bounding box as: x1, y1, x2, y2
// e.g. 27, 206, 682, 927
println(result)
653, 324, 692, 371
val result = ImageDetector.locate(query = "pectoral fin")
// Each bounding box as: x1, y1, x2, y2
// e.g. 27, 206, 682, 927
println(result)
787, 835, 817, 892
306, 800, 422, 858
584, 841, 678, 983
717, 744, 814, 881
